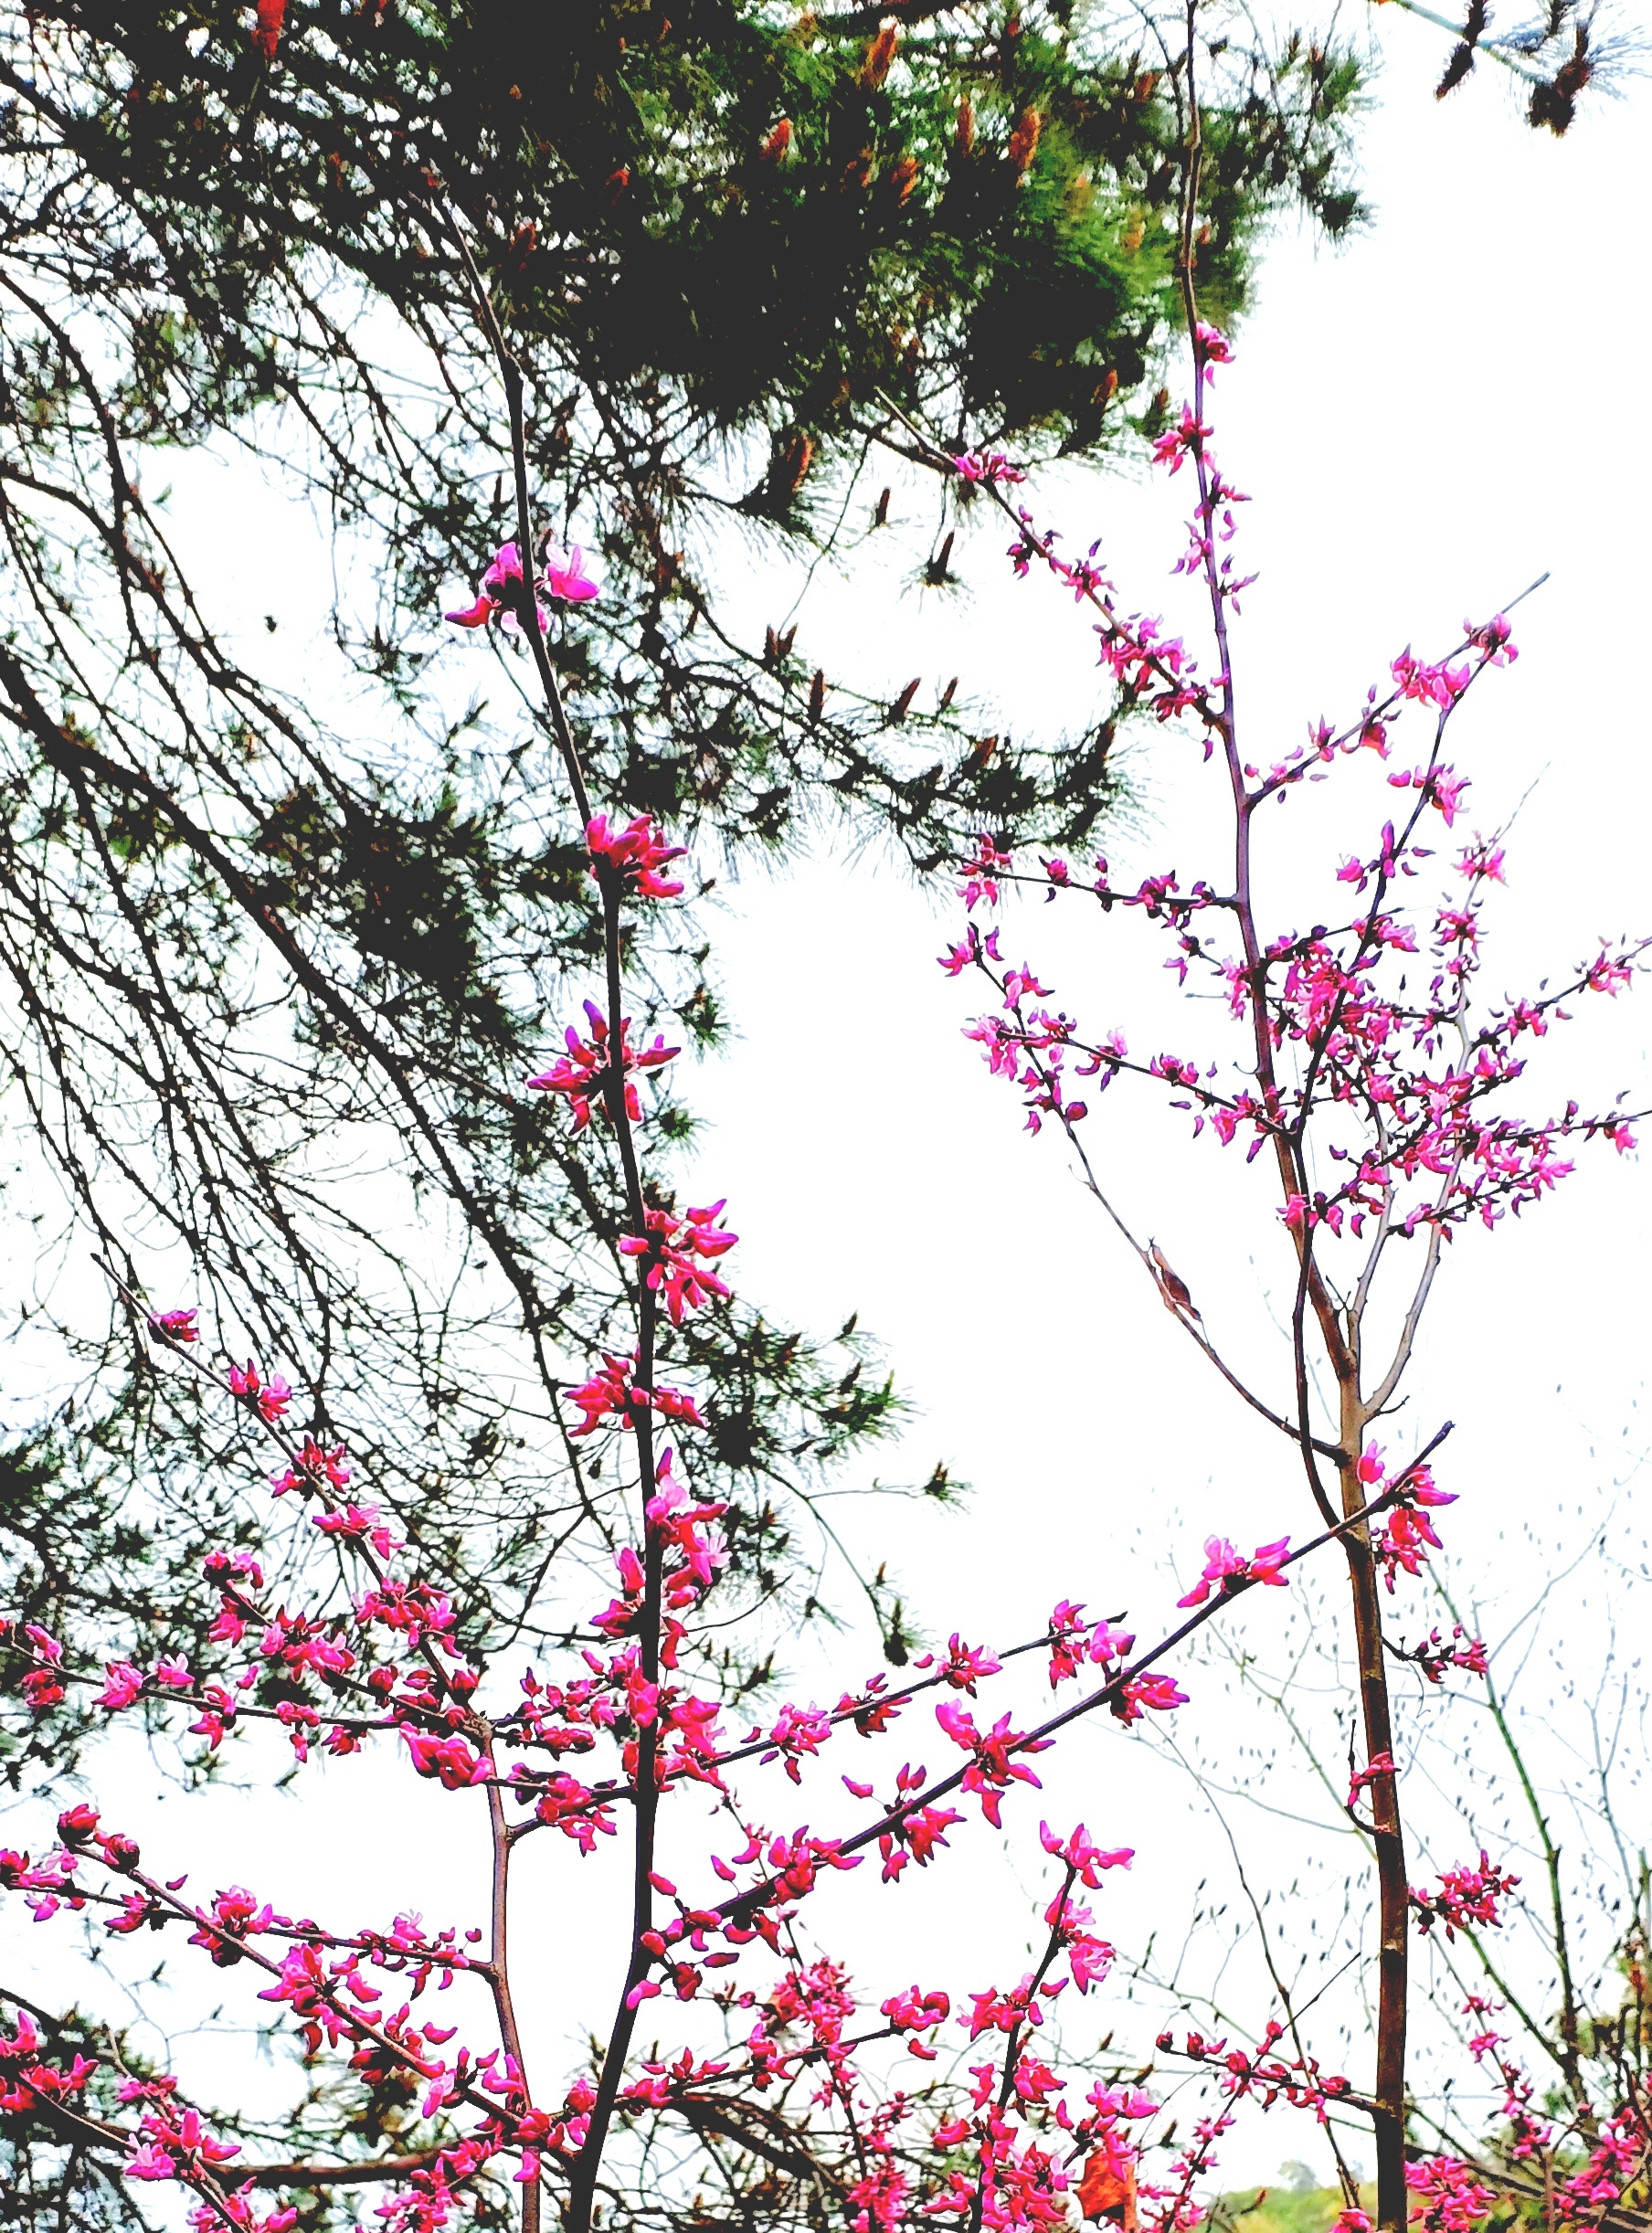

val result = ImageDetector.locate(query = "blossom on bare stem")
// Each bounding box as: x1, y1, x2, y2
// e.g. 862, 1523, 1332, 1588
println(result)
228, 1361, 293, 1425
1174, 1536, 1290, 1607
527, 1000, 680, 1130
586, 811, 688, 898
444, 537, 598, 630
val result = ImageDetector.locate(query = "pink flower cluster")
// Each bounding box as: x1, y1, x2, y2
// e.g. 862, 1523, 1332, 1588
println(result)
563, 1349, 705, 1438
1357, 1445, 1457, 1591
1404, 2155, 1497, 2233
953, 450, 1029, 486
1161, 2018, 1354, 2123
527, 1000, 679, 1131
1403, 1624, 1489, 1685
1174, 1535, 1290, 1606
148, 1307, 199, 1342
586, 811, 687, 898
619, 1200, 738, 1324
445, 537, 598, 630
1410, 1853, 1521, 1940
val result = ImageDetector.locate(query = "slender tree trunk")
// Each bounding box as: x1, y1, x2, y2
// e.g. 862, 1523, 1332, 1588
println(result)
1340, 1368, 1408, 2232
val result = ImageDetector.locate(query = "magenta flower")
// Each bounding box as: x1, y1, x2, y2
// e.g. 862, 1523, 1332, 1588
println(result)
1111, 1672, 1189, 1723
1391, 646, 1470, 709
527, 1000, 678, 1131
953, 450, 1028, 487
1404, 2158, 1498, 2233
586, 812, 688, 898
125, 2142, 178, 2181
1176, 1537, 1244, 1604
1176, 1534, 1290, 1606
228, 1360, 293, 1424
1409, 1624, 1490, 1685
480, 541, 526, 597
544, 542, 600, 602
443, 594, 499, 629
94, 1661, 144, 1711
1411, 1853, 1522, 1939
619, 1201, 738, 1324
1039, 1819, 1133, 1882
646, 1459, 729, 1593
563, 1349, 704, 1437
443, 536, 599, 631
147, 1307, 198, 1343
444, 540, 530, 629
1150, 404, 1212, 474
402, 1728, 488, 1790
935, 1634, 1003, 1693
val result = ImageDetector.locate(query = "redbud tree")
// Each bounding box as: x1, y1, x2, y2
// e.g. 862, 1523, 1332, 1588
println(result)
2, 60, 1647, 2233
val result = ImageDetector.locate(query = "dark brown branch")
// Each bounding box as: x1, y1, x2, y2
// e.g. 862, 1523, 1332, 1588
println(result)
224, 2148, 447, 2188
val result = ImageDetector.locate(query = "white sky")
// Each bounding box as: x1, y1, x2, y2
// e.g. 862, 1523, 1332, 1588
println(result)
5, 14, 1652, 2217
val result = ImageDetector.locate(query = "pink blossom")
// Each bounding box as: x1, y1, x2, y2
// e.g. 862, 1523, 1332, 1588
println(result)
1112, 1673, 1188, 1723
1467, 613, 1517, 663
564, 1350, 704, 1437
1175, 1535, 1290, 1606
882, 1983, 951, 2031
934, 1700, 1046, 1826
1407, 1624, 1489, 1685
270, 1437, 351, 1497
147, 1307, 199, 1343
311, 1504, 400, 1560
1411, 1852, 1520, 1939
443, 594, 498, 629
1404, 2156, 1496, 2233
527, 1000, 679, 1130
544, 543, 600, 602
954, 450, 1027, 486
95, 1660, 144, 1710
930, 1635, 1003, 1693
1429, 767, 1470, 825
586, 813, 688, 899
402, 1729, 488, 1791
619, 1201, 738, 1324
958, 835, 1012, 912
1347, 1751, 1394, 1809
1456, 838, 1507, 883
126, 2142, 178, 2180
1371, 1464, 1457, 1590
444, 537, 598, 632
228, 1361, 293, 1424
1392, 648, 1470, 709
479, 543, 527, 600
444, 541, 535, 630
647, 1455, 729, 1590
1151, 405, 1212, 475
1039, 1821, 1133, 1884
